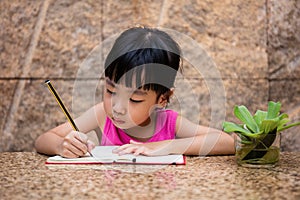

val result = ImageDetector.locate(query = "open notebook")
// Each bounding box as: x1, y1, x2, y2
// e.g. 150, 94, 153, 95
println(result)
46, 146, 186, 165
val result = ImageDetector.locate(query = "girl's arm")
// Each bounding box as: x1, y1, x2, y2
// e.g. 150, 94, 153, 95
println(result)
34, 103, 106, 157
173, 115, 235, 155
114, 115, 235, 156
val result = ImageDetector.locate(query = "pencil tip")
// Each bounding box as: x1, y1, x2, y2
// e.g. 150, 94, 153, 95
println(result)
45, 80, 50, 84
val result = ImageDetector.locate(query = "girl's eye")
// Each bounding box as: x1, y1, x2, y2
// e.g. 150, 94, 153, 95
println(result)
130, 98, 144, 103
106, 89, 115, 95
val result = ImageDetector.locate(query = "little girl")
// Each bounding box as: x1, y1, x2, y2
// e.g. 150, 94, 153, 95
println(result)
35, 26, 234, 158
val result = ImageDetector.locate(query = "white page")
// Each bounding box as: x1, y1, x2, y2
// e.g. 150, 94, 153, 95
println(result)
91, 146, 135, 163
91, 146, 184, 164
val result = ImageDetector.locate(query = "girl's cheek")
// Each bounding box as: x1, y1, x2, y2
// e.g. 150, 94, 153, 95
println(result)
103, 97, 112, 115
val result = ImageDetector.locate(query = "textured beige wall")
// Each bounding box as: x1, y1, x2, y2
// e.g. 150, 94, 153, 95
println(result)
0, 0, 299, 152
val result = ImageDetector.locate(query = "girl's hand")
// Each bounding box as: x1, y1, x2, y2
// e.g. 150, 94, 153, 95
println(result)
113, 140, 172, 156
58, 131, 95, 158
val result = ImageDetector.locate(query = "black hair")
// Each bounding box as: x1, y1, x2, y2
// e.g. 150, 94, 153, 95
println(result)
104, 27, 181, 100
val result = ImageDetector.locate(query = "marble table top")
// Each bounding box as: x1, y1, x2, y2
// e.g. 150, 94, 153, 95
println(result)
0, 152, 299, 200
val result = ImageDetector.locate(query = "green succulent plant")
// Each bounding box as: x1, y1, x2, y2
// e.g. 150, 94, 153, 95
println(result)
223, 101, 300, 164
223, 101, 300, 144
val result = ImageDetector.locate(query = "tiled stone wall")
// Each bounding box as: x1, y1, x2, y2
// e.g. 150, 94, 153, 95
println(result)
0, 0, 299, 152
267, 0, 300, 151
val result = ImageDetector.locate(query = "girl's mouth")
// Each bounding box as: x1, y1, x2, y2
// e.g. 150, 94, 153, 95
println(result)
112, 117, 126, 124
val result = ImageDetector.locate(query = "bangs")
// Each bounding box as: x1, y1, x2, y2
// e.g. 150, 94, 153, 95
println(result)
105, 48, 178, 91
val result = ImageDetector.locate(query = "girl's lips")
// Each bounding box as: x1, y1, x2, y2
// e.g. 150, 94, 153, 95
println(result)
112, 117, 126, 124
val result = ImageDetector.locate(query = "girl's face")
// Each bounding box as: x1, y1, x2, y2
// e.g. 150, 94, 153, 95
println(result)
103, 78, 164, 129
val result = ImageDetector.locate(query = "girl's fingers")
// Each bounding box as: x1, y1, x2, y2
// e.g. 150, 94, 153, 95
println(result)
112, 144, 130, 153
61, 149, 76, 158
87, 140, 95, 152
73, 131, 89, 144
64, 131, 88, 155
113, 140, 153, 155
114, 144, 139, 155
118, 147, 138, 155
70, 137, 88, 154
61, 143, 83, 158
133, 146, 147, 156
113, 140, 142, 153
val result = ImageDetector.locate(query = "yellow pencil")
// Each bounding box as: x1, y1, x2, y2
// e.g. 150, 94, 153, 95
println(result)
45, 80, 79, 131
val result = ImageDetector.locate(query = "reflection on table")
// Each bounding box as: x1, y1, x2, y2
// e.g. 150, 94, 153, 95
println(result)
0, 152, 299, 199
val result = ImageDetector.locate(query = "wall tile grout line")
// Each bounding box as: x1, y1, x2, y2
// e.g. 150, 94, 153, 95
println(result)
1, 0, 51, 151
266, 0, 271, 102
157, 0, 168, 27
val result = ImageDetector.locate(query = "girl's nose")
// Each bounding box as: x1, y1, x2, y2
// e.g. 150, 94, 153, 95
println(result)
112, 100, 126, 115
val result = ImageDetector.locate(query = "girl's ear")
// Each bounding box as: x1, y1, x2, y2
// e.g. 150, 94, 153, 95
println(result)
157, 88, 174, 108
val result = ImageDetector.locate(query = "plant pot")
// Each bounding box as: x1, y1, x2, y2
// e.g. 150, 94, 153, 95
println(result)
235, 131, 281, 168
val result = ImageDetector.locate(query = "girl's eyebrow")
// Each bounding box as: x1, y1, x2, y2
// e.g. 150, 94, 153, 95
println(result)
106, 78, 147, 95
133, 89, 147, 96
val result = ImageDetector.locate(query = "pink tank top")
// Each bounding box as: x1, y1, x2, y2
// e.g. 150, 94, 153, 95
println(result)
101, 109, 178, 145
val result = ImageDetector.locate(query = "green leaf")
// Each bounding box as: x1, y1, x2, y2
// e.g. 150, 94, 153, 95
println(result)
278, 113, 288, 120
260, 119, 280, 133
253, 110, 267, 127
266, 101, 281, 119
277, 118, 290, 131
278, 121, 300, 132
240, 135, 253, 144
241, 139, 254, 144
223, 122, 251, 134
222, 122, 263, 138
259, 113, 289, 133
234, 105, 259, 133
